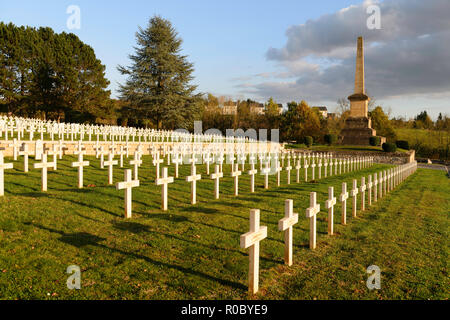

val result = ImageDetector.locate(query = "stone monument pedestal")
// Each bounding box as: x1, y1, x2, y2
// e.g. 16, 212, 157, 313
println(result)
341, 117, 376, 145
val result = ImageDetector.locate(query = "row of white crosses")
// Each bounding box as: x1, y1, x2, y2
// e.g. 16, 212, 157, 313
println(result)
306, 161, 418, 250
1, 115, 267, 146
239, 161, 418, 294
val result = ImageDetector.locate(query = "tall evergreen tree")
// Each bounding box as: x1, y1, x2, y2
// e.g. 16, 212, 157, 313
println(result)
118, 16, 201, 130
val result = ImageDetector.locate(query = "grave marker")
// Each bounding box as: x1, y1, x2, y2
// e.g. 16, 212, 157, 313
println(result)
339, 182, 349, 225
104, 153, 118, 185
0, 152, 13, 196
305, 192, 320, 249
155, 167, 174, 211
33, 153, 55, 192
325, 187, 337, 235
71, 152, 90, 189
351, 179, 359, 217
240, 209, 267, 294
186, 164, 201, 204
278, 199, 298, 266
116, 169, 139, 218
231, 164, 242, 196
210, 165, 223, 199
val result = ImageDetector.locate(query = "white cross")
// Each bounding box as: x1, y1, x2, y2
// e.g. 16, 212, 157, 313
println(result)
231, 164, 242, 196
0, 152, 13, 196
378, 171, 383, 199
278, 199, 298, 266
155, 167, 174, 211
210, 165, 223, 199
172, 153, 183, 178
304, 160, 309, 182
317, 159, 322, 180
152, 153, 163, 180
104, 153, 118, 185
305, 192, 320, 249
367, 175, 373, 206
204, 153, 213, 175
350, 179, 359, 217
109, 143, 116, 157
18, 143, 30, 172
329, 158, 333, 176
295, 159, 301, 183
373, 173, 378, 202
58, 140, 66, 159
324, 159, 328, 178
35, 139, 43, 160
339, 182, 349, 225
275, 161, 282, 187
130, 151, 142, 181
239, 153, 246, 171
248, 162, 258, 193
117, 146, 126, 168
261, 161, 271, 189
325, 187, 337, 235
116, 169, 139, 218
99, 146, 106, 169
74, 140, 85, 155
8, 138, 20, 161
71, 152, 90, 189
285, 159, 292, 185
186, 164, 201, 204
33, 153, 55, 192
240, 209, 267, 295
360, 177, 367, 211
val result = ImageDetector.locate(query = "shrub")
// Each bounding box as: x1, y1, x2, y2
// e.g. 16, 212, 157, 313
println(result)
369, 136, 381, 146
396, 140, 410, 150
324, 134, 338, 145
382, 142, 397, 152
304, 136, 313, 147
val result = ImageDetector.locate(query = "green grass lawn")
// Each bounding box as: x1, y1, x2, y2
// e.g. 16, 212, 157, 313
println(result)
0, 155, 448, 300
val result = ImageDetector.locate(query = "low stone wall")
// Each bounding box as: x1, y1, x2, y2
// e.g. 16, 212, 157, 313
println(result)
0, 140, 281, 157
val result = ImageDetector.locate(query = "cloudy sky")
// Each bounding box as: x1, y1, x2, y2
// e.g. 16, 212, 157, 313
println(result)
236, 0, 450, 119
2, 0, 449, 119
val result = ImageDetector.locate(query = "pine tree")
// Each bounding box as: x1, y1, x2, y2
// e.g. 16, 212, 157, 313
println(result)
118, 16, 201, 130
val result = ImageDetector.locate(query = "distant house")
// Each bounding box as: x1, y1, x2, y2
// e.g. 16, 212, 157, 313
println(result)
277, 104, 284, 115
327, 112, 336, 119
220, 102, 238, 115
249, 102, 265, 115
312, 106, 328, 118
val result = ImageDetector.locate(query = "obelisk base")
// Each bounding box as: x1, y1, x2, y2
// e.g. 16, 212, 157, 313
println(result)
341, 117, 377, 145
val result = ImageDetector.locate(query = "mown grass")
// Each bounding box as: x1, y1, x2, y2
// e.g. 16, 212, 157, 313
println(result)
0, 155, 448, 300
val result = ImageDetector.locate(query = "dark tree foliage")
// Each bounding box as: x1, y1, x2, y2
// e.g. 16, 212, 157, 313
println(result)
0, 22, 111, 122
118, 16, 202, 130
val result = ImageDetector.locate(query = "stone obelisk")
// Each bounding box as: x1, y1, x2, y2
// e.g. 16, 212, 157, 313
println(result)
341, 36, 377, 145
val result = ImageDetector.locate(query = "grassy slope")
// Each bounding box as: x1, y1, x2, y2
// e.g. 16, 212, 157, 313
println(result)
0, 155, 448, 300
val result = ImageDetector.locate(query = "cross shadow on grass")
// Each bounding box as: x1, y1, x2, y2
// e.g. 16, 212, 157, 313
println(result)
144, 212, 189, 222
31, 222, 247, 291
113, 221, 150, 234
181, 206, 219, 215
